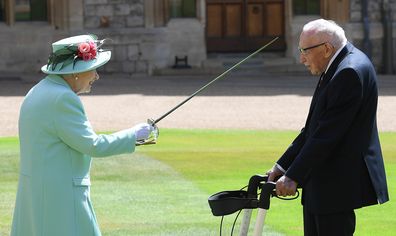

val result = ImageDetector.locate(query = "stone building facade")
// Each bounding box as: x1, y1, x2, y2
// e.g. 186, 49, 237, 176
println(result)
0, 0, 395, 76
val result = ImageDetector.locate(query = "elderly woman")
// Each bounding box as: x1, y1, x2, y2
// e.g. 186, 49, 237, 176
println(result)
11, 35, 155, 236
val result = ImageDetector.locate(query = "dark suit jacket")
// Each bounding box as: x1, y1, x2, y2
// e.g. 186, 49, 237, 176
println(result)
277, 43, 389, 214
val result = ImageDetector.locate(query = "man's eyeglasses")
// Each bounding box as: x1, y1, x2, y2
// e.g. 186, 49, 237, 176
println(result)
299, 42, 327, 55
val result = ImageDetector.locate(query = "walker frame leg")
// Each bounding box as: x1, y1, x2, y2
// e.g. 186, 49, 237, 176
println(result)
239, 209, 253, 236
253, 208, 267, 236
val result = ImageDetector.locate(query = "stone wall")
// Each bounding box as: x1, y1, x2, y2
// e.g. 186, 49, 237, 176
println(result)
84, 0, 144, 29
347, 0, 396, 72
83, 0, 148, 74
0, 23, 65, 74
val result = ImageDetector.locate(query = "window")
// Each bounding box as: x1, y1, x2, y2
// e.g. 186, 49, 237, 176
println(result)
169, 0, 196, 18
2, 0, 48, 24
293, 0, 320, 15
0, 0, 4, 21
15, 0, 30, 21
15, 0, 47, 21
151, 0, 197, 27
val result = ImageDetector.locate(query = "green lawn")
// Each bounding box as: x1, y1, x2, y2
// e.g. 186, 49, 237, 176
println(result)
1, 130, 395, 235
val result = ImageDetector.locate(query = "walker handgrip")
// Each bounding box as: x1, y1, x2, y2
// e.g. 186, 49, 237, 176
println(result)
258, 182, 276, 210
247, 175, 268, 198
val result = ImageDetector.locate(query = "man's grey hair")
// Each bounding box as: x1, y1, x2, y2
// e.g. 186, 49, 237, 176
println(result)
303, 19, 347, 50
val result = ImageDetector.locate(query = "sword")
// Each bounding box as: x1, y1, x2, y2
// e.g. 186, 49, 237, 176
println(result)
136, 37, 279, 145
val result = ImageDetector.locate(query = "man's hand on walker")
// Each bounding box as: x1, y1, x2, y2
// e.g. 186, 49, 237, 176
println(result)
266, 164, 284, 182
275, 176, 297, 197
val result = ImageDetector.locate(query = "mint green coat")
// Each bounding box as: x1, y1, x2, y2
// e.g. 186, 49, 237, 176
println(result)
11, 75, 137, 236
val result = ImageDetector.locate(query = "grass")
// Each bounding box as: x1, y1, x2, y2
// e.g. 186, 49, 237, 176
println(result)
0, 130, 395, 235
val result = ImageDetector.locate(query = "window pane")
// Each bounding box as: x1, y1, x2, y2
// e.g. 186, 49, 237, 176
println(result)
182, 0, 196, 17
15, 0, 30, 21
31, 0, 47, 21
293, 0, 305, 15
0, 0, 4, 21
169, 0, 182, 17
307, 0, 320, 15
293, 0, 320, 15
15, 0, 31, 21
169, 0, 196, 18
15, 0, 47, 21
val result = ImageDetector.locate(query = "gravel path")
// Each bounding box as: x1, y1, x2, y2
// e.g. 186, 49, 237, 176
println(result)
0, 73, 395, 137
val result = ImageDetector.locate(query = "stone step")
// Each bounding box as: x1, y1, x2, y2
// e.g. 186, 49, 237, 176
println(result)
152, 67, 223, 76
208, 53, 285, 66
153, 53, 309, 76
208, 52, 284, 59
264, 64, 310, 75
205, 53, 309, 75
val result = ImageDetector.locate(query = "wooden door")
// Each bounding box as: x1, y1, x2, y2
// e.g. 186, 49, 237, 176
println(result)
206, 0, 285, 52
321, 0, 349, 23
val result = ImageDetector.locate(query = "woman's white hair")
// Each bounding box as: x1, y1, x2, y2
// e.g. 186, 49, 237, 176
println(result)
303, 19, 347, 50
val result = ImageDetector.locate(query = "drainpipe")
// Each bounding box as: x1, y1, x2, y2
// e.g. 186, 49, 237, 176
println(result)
361, 0, 372, 59
382, 0, 394, 74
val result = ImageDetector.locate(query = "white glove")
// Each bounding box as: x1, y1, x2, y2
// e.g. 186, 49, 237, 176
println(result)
133, 123, 153, 141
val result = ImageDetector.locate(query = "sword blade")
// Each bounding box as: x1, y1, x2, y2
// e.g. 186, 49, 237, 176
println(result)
154, 37, 279, 124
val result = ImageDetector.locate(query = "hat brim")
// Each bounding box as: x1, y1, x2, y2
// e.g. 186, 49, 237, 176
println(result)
41, 51, 111, 74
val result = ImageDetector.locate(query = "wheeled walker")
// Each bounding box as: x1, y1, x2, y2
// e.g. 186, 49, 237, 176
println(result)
208, 175, 299, 236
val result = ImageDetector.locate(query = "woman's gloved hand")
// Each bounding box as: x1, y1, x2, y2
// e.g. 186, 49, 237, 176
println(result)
133, 123, 154, 141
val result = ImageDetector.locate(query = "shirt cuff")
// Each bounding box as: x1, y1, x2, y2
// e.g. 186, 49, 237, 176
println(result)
276, 163, 286, 173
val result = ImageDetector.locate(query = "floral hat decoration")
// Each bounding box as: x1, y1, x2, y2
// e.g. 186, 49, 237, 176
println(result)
41, 34, 111, 74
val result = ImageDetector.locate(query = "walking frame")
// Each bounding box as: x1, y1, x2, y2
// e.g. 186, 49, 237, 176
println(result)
208, 175, 299, 236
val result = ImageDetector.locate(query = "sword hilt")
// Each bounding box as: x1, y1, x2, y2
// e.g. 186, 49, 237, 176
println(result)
135, 118, 159, 146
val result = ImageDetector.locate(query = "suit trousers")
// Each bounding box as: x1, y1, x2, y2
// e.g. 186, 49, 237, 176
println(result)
303, 207, 356, 236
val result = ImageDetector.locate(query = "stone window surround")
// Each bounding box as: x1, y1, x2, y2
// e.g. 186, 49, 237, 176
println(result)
1, 0, 83, 31
144, 0, 206, 28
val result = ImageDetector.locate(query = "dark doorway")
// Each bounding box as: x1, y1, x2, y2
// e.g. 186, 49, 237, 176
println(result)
206, 0, 285, 52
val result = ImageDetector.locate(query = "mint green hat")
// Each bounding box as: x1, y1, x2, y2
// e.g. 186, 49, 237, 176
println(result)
41, 34, 111, 74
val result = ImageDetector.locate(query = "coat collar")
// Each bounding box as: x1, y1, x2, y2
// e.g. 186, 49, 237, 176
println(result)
321, 42, 353, 84
46, 74, 72, 89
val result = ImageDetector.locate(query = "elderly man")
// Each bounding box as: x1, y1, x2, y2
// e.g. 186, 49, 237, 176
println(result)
267, 19, 389, 235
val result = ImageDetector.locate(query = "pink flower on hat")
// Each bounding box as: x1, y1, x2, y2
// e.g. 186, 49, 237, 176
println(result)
78, 41, 97, 61
78, 42, 90, 53
89, 41, 97, 51
82, 53, 93, 61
